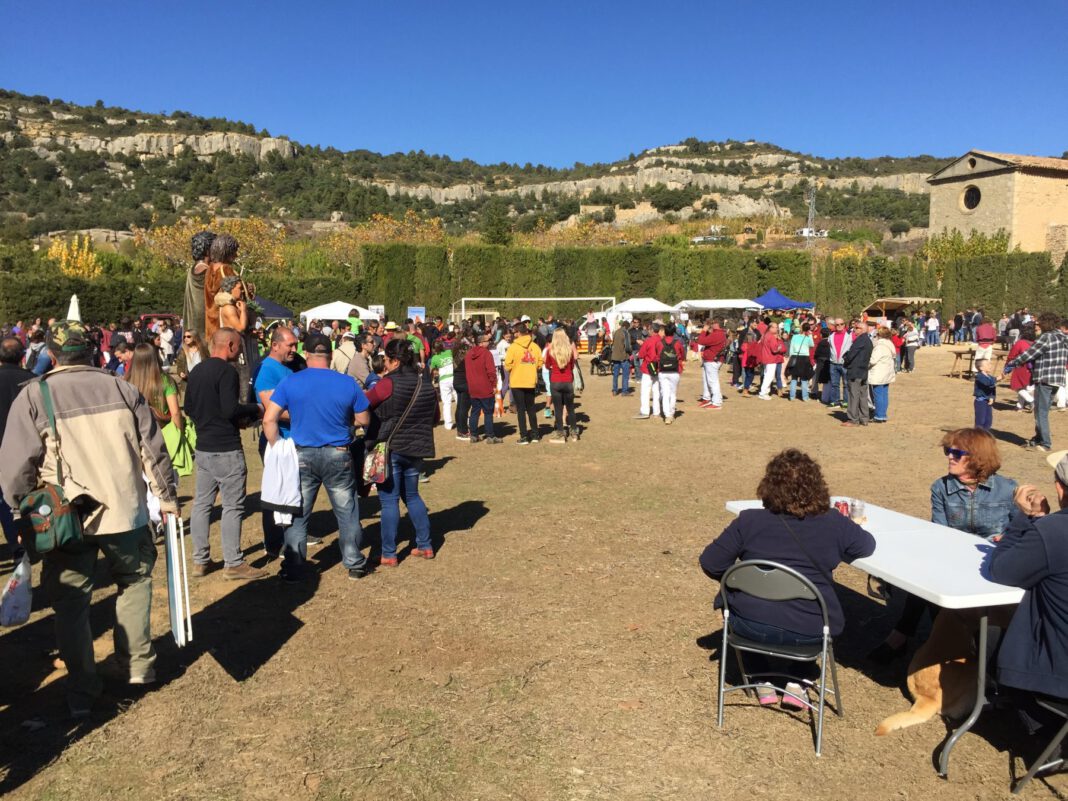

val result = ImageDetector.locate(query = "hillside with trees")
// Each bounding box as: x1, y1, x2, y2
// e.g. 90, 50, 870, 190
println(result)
0, 88, 956, 240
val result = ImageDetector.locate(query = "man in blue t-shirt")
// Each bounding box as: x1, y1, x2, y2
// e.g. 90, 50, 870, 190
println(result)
254, 327, 302, 557
263, 333, 371, 582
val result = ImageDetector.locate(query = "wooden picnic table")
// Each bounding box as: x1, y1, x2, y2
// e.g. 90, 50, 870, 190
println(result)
947, 346, 1008, 379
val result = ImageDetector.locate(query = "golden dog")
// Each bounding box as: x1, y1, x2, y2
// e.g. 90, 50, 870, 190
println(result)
875, 605, 1016, 736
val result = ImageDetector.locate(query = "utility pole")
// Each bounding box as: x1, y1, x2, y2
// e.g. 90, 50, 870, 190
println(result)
805, 184, 817, 248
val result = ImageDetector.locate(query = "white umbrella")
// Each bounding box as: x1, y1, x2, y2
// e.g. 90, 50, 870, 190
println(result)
66, 294, 81, 322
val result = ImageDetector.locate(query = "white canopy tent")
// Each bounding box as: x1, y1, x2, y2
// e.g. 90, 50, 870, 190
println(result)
673, 298, 763, 312
604, 297, 676, 329
605, 298, 674, 315
299, 301, 378, 322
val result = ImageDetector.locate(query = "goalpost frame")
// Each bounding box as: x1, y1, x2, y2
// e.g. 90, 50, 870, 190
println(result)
453, 296, 617, 321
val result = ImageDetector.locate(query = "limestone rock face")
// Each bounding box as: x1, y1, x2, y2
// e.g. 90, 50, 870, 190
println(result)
23, 121, 295, 162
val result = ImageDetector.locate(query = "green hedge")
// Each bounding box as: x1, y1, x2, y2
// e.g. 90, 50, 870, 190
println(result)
2, 243, 1064, 324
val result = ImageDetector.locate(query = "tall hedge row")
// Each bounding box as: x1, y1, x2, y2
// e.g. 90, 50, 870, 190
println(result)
0, 244, 1062, 323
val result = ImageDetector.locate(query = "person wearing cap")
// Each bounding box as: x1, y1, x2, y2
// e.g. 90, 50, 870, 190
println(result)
383, 320, 400, 347
330, 321, 356, 373
986, 451, 1068, 704
185, 328, 266, 581
263, 333, 373, 582
0, 321, 178, 714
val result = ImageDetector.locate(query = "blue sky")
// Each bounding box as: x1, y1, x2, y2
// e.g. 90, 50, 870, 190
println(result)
2, 0, 1066, 168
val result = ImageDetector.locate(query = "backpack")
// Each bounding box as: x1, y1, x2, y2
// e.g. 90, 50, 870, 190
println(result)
658, 340, 680, 373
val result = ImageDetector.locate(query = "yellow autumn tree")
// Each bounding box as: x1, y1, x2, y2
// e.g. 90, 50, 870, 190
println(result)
322, 210, 447, 269
47, 235, 101, 279
133, 214, 287, 273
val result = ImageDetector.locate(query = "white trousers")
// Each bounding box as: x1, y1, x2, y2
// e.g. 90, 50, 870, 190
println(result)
759, 363, 777, 397
659, 372, 680, 418
640, 373, 661, 416
438, 378, 456, 429
701, 361, 722, 405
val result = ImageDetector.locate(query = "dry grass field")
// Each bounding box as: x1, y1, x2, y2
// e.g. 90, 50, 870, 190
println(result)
1, 345, 1066, 800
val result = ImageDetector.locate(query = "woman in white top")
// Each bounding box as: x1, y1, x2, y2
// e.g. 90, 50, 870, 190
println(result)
868, 327, 897, 422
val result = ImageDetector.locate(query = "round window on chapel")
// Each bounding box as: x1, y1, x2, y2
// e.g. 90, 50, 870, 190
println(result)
962, 185, 981, 210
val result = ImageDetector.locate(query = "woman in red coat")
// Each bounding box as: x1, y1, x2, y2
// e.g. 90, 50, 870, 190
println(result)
1006, 323, 1035, 411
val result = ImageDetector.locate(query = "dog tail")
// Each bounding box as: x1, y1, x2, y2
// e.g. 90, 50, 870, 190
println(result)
874, 696, 941, 736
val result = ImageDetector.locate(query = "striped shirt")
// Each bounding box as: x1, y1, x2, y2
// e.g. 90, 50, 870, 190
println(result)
1006, 331, 1068, 387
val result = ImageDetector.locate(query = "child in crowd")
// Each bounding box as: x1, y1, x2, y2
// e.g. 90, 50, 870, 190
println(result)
365, 354, 385, 391
973, 358, 997, 430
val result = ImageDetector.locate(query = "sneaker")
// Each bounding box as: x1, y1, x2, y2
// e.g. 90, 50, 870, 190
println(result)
223, 563, 267, 581
379, 556, 399, 567
757, 394, 771, 401
782, 682, 807, 709
549, 430, 566, 443
755, 684, 778, 705
128, 670, 158, 686
455, 433, 470, 441
410, 548, 435, 559
1036, 444, 1050, 453
708, 404, 722, 410
348, 565, 373, 580
632, 413, 650, 420
263, 550, 280, 561
280, 571, 302, 585
664, 416, 675, 425
307, 536, 324, 546
516, 437, 530, 446
419, 473, 430, 483
484, 436, 503, 444
698, 399, 711, 407
470, 435, 481, 444
529, 435, 541, 444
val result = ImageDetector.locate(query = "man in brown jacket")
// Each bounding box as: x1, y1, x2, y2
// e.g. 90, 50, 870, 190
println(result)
0, 321, 177, 717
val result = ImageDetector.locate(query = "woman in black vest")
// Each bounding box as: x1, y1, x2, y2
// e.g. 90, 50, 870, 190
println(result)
365, 338, 438, 566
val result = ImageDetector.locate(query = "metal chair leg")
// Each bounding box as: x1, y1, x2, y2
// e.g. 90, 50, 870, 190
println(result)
717, 621, 729, 728
827, 644, 844, 717
1013, 718, 1068, 794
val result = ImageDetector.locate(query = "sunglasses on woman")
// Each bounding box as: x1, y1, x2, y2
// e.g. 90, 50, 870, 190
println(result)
943, 446, 969, 460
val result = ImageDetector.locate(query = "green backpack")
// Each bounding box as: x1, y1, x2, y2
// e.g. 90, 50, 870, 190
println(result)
18, 379, 84, 556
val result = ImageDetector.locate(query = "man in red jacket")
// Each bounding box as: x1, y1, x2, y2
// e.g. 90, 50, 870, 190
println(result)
465, 332, 502, 444
696, 319, 727, 409
757, 322, 786, 400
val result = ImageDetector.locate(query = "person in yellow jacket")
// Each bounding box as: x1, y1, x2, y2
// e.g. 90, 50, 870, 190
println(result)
504, 323, 544, 444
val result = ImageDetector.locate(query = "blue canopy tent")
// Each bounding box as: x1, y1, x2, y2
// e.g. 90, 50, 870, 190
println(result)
254, 297, 295, 320
752, 287, 814, 311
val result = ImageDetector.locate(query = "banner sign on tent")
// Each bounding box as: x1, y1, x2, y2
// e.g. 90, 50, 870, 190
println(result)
369, 304, 385, 320
407, 306, 426, 322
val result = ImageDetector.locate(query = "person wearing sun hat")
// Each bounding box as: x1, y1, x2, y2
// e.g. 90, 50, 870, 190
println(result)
0, 320, 178, 714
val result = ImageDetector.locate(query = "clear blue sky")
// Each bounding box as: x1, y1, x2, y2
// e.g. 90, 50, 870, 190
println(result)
2, 0, 1066, 168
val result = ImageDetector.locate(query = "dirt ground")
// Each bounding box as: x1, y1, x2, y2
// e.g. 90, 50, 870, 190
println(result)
2, 345, 1067, 800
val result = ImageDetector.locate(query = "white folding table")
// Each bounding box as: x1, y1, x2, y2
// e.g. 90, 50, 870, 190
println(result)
724, 498, 1024, 776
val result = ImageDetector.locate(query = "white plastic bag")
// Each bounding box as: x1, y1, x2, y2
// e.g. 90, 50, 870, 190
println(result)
0, 555, 32, 627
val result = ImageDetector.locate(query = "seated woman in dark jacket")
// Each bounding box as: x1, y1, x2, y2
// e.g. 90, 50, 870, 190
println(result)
364, 339, 439, 566
701, 449, 876, 704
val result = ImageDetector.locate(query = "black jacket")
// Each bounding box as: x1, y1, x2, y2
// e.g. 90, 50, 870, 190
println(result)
989, 510, 1068, 698
370, 368, 437, 459
843, 334, 873, 381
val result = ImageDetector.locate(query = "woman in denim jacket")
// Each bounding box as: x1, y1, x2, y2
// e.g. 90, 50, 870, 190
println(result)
869, 428, 1018, 663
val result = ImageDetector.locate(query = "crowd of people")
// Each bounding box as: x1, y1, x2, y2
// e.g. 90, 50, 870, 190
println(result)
1, 224, 1067, 786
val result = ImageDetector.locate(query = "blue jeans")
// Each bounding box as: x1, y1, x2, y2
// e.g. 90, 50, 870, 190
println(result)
743, 367, 755, 390
926, 329, 940, 346
377, 452, 431, 560
469, 396, 495, 438
729, 614, 823, 677
974, 398, 992, 430
871, 384, 889, 420
283, 446, 367, 579
828, 363, 848, 405
788, 378, 809, 401
1034, 384, 1055, 449
611, 360, 630, 393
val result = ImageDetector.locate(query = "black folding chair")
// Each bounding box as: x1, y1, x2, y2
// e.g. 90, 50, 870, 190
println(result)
1013, 696, 1068, 794
716, 560, 843, 756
